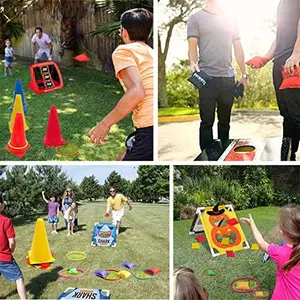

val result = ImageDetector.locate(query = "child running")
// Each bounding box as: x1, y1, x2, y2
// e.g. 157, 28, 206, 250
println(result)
64, 201, 78, 236
88, 8, 153, 161
4, 39, 15, 77
174, 267, 209, 300
0, 193, 27, 299
241, 204, 300, 300
41, 191, 59, 234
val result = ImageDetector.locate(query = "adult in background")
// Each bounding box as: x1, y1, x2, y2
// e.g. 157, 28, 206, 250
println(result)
62, 188, 78, 230
187, 0, 249, 152
32, 27, 53, 63
247, 0, 300, 161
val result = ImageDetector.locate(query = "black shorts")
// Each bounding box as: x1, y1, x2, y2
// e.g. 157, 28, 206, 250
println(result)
122, 126, 153, 161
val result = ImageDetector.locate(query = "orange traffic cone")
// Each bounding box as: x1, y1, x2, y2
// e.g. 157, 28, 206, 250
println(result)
6, 113, 30, 158
28, 218, 55, 265
9, 94, 29, 133
43, 106, 66, 147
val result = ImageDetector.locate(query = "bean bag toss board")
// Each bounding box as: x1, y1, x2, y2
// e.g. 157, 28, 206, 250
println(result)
91, 223, 117, 247
57, 288, 110, 299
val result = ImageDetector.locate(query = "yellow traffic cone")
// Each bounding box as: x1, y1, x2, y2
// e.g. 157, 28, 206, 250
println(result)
28, 218, 55, 265
9, 94, 29, 133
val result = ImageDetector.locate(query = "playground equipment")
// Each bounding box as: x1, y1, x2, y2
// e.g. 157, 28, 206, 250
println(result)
26, 218, 55, 269
43, 106, 66, 147
189, 204, 250, 257
9, 94, 29, 133
28, 62, 63, 94
6, 112, 30, 158
91, 223, 117, 247
57, 288, 110, 300
9, 79, 28, 113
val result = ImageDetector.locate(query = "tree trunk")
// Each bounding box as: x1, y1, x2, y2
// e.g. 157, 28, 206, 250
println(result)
0, 17, 5, 55
158, 34, 168, 107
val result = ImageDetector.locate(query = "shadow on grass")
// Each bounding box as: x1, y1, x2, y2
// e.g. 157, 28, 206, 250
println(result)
12, 213, 46, 227
56, 223, 87, 233
0, 266, 63, 299
119, 226, 133, 235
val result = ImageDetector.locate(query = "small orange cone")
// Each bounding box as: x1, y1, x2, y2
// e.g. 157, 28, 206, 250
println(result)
9, 94, 29, 133
28, 218, 55, 265
6, 113, 30, 158
43, 106, 66, 147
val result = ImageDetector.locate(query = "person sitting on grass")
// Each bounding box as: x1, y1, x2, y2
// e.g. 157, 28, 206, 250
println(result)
4, 39, 15, 77
64, 201, 78, 236
105, 187, 132, 235
0, 193, 27, 300
241, 204, 300, 300
88, 8, 154, 161
41, 191, 59, 234
174, 267, 209, 300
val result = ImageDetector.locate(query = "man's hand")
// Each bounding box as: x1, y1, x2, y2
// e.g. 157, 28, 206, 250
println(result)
240, 213, 255, 227
190, 61, 200, 73
49, 55, 53, 61
88, 121, 110, 144
240, 77, 249, 89
285, 53, 300, 75
129, 206, 133, 211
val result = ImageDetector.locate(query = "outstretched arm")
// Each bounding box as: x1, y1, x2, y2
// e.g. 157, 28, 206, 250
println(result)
240, 214, 270, 252
41, 191, 48, 204
88, 66, 145, 144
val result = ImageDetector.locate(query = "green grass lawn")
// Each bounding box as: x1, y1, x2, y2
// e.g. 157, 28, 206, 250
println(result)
174, 207, 281, 300
0, 60, 133, 161
0, 202, 169, 299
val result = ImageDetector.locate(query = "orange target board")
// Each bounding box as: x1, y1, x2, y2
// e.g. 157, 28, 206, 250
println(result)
196, 204, 250, 257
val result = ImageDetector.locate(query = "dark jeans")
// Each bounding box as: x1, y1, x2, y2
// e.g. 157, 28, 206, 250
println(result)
273, 60, 300, 152
199, 77, 235, 151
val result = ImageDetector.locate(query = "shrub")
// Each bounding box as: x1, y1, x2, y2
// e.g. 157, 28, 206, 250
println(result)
180, 205, 196, 220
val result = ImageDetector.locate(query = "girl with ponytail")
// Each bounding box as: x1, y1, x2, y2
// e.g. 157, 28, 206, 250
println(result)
241, 204, 300, 300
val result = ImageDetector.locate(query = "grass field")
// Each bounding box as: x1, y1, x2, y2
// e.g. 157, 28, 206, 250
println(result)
0, 202, 169, 299
0, 60, 133, 161
174, 207, 281, 300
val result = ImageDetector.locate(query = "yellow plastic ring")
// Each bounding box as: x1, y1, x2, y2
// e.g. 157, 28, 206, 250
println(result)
66, 251, 87, 261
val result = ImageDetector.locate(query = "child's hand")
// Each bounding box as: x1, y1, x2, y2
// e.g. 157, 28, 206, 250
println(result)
13, 56, 16, 61
88, 121, 110, 144
240, 213, 254, 226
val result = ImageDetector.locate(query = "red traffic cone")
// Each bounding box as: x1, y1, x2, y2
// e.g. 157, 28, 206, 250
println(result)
43, 106, 66, 147
6, 113, 30, 158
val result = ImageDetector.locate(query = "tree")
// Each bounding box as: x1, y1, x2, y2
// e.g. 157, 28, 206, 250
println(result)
80, 175, 101, 201
133, 166, 169, 202
0, 0, 37, 53
158, 0, 203, 107
104, 171, 131, 196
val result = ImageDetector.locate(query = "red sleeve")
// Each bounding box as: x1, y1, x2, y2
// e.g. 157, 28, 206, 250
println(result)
5, 219, 15, 239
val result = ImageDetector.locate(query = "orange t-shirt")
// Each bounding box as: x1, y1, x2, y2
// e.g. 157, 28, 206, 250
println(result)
112, 42, 153, 128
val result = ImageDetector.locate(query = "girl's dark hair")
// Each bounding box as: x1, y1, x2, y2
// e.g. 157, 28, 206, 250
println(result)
279, 204, 300, 272
121, 8, 152, 42
174, 267, 208, 300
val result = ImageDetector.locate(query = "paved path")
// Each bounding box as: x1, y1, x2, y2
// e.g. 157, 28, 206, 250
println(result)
158, 112, 283, 161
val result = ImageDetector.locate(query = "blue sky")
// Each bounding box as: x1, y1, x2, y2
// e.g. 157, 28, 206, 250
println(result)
61, 165, 139, 184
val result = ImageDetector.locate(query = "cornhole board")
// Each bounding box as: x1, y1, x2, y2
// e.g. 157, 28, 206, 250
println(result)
195, 138, 281, 161
28, 62, 63, 94
91, 223, 117, 247
189, 204, 250, 257
57, 288, 110, 300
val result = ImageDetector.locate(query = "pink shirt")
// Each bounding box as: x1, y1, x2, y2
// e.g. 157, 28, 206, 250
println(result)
268, 243, 300, 300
